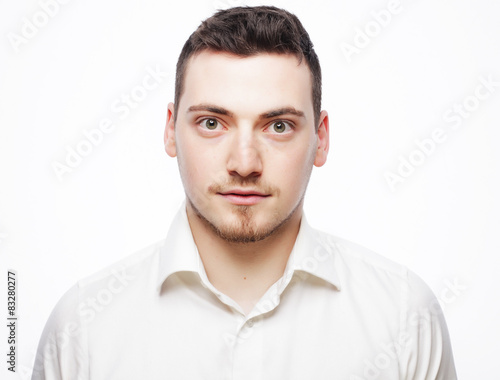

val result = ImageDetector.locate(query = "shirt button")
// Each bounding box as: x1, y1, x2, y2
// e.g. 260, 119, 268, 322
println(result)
247, 319, 254, 327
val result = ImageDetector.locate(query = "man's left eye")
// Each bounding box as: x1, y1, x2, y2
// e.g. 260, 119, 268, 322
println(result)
269, 121, 292, 134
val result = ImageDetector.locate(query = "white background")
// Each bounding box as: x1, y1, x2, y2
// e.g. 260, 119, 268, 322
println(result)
1, 0, 499, 378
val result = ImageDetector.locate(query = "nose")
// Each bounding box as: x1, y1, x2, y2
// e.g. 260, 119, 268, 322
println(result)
226, 128, 263, 179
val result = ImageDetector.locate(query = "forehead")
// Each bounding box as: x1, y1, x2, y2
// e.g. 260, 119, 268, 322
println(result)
179, 51, 314, 120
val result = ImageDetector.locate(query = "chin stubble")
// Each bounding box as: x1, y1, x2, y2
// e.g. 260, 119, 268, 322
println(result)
186, 194, 303, 244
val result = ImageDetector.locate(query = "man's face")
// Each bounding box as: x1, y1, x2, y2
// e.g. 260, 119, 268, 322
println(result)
165, 51, 329, 243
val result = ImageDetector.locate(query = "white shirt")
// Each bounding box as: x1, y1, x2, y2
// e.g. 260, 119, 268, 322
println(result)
32, 204, 457, 380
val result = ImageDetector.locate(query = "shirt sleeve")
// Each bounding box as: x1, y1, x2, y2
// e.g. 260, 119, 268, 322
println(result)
398, 269, 457, 380
31, 284, 89, 380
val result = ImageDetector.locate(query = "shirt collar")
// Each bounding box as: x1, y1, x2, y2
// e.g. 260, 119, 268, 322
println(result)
157, 203, 342, 292
156, 202, 201, 291
285, 214, 341, 290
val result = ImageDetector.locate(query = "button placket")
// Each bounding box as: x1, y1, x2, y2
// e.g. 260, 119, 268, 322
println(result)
232, 315, 264, 379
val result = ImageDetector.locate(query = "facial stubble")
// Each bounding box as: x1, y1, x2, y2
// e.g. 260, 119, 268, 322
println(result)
187, 192, 304, 244
186, 155, 315, 243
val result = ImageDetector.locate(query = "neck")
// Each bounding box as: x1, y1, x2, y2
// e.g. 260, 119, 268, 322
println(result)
186, 202, 302, 315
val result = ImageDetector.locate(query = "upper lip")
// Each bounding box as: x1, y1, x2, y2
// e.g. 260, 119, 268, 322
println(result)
219, 189, 270, 196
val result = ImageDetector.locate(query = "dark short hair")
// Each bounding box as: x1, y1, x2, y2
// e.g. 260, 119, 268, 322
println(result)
174, 6, 322, 130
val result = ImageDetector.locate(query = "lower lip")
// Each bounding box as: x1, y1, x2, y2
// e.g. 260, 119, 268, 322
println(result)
219, 194, 269, 206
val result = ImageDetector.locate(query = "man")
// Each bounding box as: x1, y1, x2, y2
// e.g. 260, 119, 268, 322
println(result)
33, 6, 457, 379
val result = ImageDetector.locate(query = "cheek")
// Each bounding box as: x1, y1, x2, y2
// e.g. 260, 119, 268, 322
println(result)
177, 138, 219, 189
267, 145, 314, 191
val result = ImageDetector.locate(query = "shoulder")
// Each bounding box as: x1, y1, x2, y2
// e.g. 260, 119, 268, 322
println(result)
76, 239, 163, 291
310, 227, 438, 311
312, 228, 410, 285
32, 240, 164, 379
44, 238, 163, 321
312, 229, 457, 378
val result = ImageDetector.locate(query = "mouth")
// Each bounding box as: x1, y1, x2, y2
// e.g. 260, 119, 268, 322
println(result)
217, 189, 271, 206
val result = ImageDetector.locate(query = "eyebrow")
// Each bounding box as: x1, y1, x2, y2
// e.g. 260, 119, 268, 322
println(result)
187, 104, 234, 117
186, 104, 305, 120
259, 107, 305, 120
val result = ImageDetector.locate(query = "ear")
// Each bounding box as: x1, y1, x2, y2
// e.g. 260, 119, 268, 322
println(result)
314, 110, 329, 167
164, 102, 177, 157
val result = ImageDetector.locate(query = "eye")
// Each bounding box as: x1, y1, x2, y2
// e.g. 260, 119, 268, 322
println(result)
200, 118, 221, 130
269, 121, 292, 134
